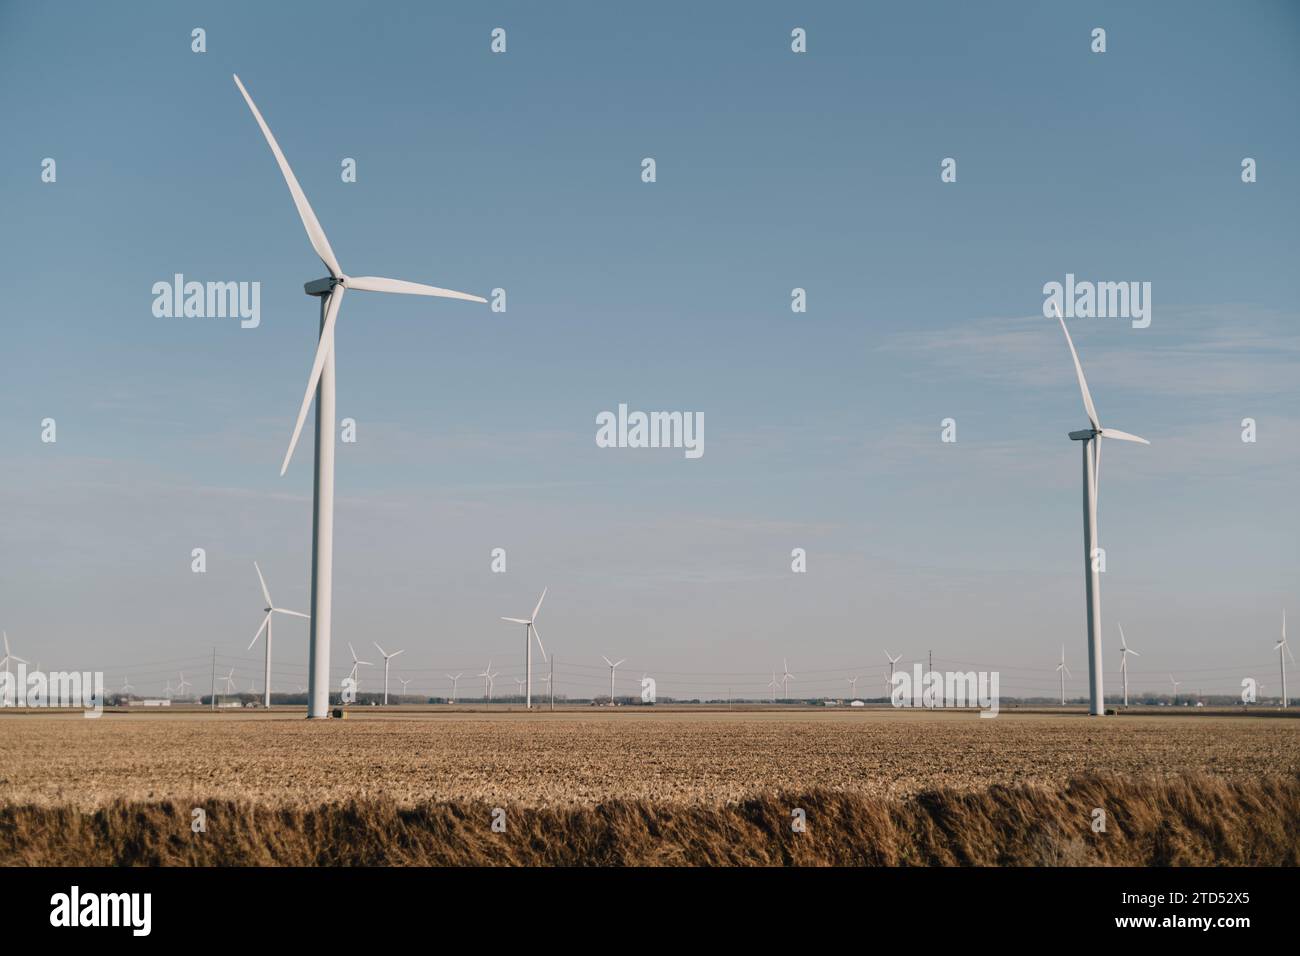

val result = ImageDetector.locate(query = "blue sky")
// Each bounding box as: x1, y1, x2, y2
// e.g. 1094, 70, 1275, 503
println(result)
0, 1, 1297, 701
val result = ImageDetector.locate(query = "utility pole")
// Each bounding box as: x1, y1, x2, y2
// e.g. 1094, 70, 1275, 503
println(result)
210, 647, 216, 712
928, 650, 933, 708
549, 656, 555, 712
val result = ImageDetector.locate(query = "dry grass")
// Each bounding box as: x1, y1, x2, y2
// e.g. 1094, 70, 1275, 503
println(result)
1, 774, 1296, 866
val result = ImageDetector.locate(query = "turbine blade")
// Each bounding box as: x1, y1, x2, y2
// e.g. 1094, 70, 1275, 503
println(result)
232, 75, 342, 278
614, 659, 625, 668
281, 285, 345, 475
248, 612, 271, 650
1099, 427, 1150, 445
374, 642, 388, 659
389, 649, 405, 659
346, 275, 486, 303
1129, 648, 1140, 657
531, 587, 548, 621
348, 642, 359, 661
254, 561, 273, 607
1053, 301, 1100, 430
274, 609, 310, 619
602, 656, 613, 667
501, 617, 530, 624
532, 624, 546, 662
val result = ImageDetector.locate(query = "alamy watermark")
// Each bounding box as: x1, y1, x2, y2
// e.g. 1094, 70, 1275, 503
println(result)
1043, 273, 1151, 329
596, 403, 704, 459
890, 664, 1000, 717
0, 664, 104, 717
152, 273, 261, 328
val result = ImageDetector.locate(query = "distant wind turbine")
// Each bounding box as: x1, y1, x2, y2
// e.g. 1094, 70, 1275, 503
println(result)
1275, 610, 1293, 708
781, 659, 795, 701
1168, 674, 1181, 705
248, 562, 310, 709
885, 650, 902, 695
1, 632, 28, 681
347, 642, 374, 687
767, 672, 778, 704
232, 74, 486, 719
373, 643, 405, 705
1053, 301, 1150, 716
478, 662, 497, 701
177, 672, 192, 697
1055, 646, 1071, 707
446, 673, 462, 703
501, 588, 548, 709
1118, 623, 1140, 707
602, 656, 625, 705
847, 676, 860, 699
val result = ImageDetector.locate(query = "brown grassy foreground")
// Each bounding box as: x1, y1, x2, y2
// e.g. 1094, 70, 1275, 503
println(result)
2, 774, 1297, 865
1, 710, 1296, 865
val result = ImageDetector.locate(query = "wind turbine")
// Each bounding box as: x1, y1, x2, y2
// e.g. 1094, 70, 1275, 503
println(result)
446, 672, 462, 703
399, 677, 412, 699
164, 680, 174, 698
767, 672, 778, 703
1274, 610, 1292, 708
120, 676, 135, 698
478, 662, 497, 701
217, 668, 236, 699
1053, 302, 1150, 716
847, 676, 860, 699
232, 75, 486, 719
602, 656, 625, 705
1168, 674, 1181, 705
781, 659, 795, 701
0, 632, 28, 681
885, 650, 902, 695
1118, 623, 1140, 708
1055, 646, 1071, 707
346, 642, 373, 688
373, 643, 405, 705
177, 672, 192, 698
514, 677, 526, 699
248, 562, 310, 709
501, 588, 548, 708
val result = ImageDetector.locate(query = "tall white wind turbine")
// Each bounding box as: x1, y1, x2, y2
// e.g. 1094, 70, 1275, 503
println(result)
501, 588, 548, 708
847, 676, 860, 699
885, 650, 902, 695
446, 672, 462, 703
177, 672, 192, 698
373, 643, 405, 705
1118, 623, 1140, 707
767, 672, 778, 703
1275, 610, 1292, 708
602, 656, 625, 705
398, 677, 411, 699
1053, 302, 1150, 716
1056, 645, 1071, 707
478, 662, 497, 701
781, 659, 795, 701
1168, 674, 1181, 704
247, 562, 310, 709
232, 75, 487, 719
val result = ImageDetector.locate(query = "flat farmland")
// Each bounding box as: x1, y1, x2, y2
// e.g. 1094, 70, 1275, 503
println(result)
1, 708, 1295, 808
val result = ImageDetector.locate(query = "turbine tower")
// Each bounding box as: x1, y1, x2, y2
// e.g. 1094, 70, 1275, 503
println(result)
233, 75, 486, 719
1275, 610, 1292, 708
1118, 623, 1140, 708
1054, 302, 1150, 716
248, 562, 309, 708
478, 662, 497, 701
501, 588, 548, 708
602, 656, 625, 705
1055, 645, 1071, 707
885, 650, 902, 695
373, 643, 405, 705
